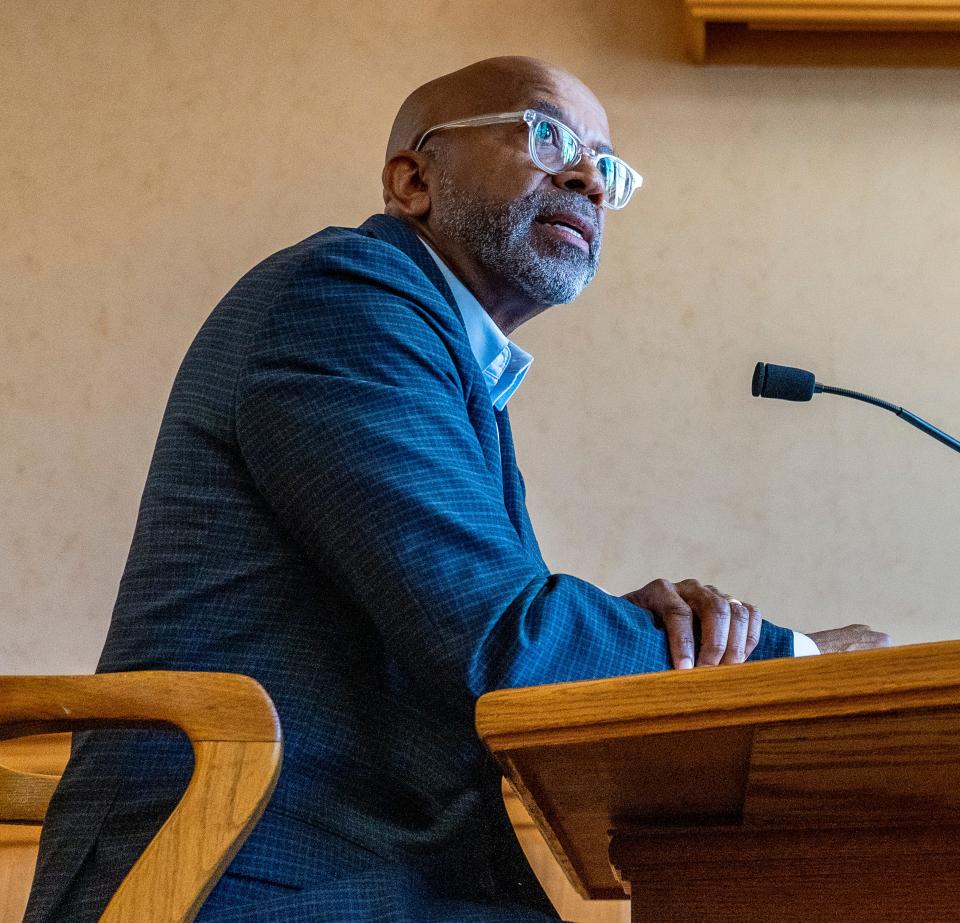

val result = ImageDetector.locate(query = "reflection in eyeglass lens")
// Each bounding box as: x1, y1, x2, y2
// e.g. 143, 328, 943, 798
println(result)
534, 119, 578, 168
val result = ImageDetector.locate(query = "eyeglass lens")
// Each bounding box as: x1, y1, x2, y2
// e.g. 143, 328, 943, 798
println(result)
534, 120, 579, 170
532, 118, 634, 209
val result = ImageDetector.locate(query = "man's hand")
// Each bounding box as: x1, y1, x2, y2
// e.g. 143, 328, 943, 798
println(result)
622, 579, 761, 670
807, 624, 892, 653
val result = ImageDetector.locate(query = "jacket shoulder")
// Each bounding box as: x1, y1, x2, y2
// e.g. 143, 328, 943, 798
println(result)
261, 223, 465, 350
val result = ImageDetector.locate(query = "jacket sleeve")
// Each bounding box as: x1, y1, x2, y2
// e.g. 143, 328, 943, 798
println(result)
235, 237, 793, 705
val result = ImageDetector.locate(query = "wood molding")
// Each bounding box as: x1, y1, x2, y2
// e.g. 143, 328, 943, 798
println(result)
683, 0, 960, 62
477, 642, 960, 751
503, 782, 629, 922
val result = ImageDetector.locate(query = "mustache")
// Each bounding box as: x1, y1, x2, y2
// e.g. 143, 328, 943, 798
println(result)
520, 190, 602, 256
535, 190, 600, 218
522, 189, 599, 221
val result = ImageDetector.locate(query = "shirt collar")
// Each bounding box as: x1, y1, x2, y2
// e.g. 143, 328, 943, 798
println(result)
418, 238, 533, 411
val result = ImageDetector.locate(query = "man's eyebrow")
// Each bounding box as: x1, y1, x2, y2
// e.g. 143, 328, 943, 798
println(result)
528, 98, 615, 155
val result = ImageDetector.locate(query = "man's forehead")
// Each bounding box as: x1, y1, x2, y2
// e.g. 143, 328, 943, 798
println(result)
502, 65, 610, 143
386, 57, 612, 159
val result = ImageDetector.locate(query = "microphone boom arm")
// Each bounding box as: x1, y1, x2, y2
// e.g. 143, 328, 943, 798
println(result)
816, 383, 960, 455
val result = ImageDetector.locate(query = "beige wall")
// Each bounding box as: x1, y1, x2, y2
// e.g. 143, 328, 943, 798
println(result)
2, 1, 959, 674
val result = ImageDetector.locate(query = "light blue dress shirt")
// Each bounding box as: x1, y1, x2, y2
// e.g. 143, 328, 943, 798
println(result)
418, 237, 816, 659
419, 238, 532, 411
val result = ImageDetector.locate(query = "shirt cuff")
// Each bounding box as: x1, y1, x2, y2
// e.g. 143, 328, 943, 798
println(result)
793, 631, 820, 657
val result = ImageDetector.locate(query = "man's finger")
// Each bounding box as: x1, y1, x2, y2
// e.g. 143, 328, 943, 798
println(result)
663, 603, 696, 670
690, 587, 730, 666
676, 579, 731, 667
743, 604, 763, 659
703, 584, 761, 663
720, 598, 750, 664
647, 581, 696, 670
622, 579, 697, 670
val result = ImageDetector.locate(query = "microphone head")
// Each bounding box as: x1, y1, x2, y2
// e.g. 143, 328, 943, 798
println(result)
752, 362, 816, 402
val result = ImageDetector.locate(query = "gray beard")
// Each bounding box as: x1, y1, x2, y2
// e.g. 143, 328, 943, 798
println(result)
430, 176, 602, 307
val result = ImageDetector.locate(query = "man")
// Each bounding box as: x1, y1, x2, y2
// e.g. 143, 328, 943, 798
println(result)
25, 57, 889, 923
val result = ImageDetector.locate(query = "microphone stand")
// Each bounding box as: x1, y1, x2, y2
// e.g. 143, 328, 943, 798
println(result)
815, 383, 960, 455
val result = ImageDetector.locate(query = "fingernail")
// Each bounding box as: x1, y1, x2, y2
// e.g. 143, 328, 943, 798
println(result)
678, 657, 693, 670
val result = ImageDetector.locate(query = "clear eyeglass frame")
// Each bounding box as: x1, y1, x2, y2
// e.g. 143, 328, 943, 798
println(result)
412, 108, 643, 210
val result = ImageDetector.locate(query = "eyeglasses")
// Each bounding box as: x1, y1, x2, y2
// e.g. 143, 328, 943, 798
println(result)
413, 109, 643, 211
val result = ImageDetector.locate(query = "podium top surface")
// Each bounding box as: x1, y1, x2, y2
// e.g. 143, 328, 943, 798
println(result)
476, 641, 960, 900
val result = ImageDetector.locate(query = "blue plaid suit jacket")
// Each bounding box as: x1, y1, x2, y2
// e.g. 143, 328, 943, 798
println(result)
25, 214, 792, 923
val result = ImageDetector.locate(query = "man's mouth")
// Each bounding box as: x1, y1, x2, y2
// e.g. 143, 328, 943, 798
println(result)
534, 212, 595, 253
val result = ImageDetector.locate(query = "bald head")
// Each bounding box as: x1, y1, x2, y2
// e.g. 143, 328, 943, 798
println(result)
385, 56, 604, 161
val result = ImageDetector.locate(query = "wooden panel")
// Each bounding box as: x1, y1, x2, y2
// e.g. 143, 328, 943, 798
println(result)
745, 708, 960, 826
683, 0, 960, 62
501, 727, 753, 898
610, 825, 960, 922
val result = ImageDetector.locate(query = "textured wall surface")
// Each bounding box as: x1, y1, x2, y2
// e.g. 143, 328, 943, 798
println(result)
2, 1, 959, 673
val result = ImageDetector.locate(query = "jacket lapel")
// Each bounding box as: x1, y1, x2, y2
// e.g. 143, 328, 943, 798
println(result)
359, 215, 504, 490
497, 409, 548, 569
495, 409, 524, 536
360, 215, 544, 556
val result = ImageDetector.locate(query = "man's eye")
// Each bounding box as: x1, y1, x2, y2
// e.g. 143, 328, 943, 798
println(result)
536, 122, 555, 143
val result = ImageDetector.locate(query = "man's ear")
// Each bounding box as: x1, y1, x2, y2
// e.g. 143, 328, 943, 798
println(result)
382, 152, 432, 218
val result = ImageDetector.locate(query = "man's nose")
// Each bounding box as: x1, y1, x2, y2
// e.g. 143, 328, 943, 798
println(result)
551, 158, 606, 207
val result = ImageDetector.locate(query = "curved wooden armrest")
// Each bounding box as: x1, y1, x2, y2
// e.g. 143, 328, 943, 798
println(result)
0, 672, 282, 923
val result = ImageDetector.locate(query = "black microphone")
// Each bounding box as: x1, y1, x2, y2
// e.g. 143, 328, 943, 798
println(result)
751, 362, 816, 402
752, 361, 960, 456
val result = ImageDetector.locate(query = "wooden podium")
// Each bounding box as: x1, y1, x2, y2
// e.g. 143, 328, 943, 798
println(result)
476, 642, 960, 922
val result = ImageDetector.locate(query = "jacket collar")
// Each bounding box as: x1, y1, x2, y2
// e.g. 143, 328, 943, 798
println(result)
358, 214, 458, 315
